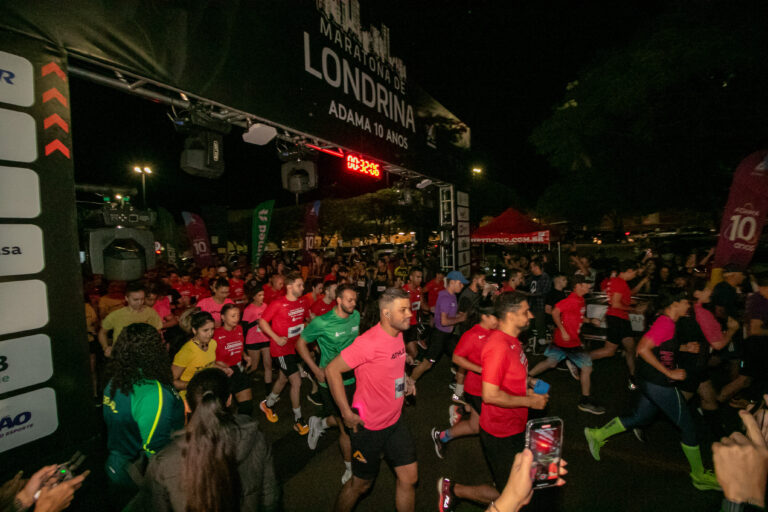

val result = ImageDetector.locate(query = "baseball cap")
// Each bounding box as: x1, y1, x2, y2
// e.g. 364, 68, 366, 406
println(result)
445, 270, 469, 285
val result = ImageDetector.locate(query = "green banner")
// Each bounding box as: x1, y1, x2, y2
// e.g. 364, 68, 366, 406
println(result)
252, 200, 275, 266
156, 207, 179, 265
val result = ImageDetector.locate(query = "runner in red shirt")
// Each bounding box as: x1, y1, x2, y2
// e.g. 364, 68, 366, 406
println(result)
241, 283, 272, 388
589, 260, 646, 390
431, 306, 498, 459
174, 272, 195, 308
437, 293, 548, 511
529, 275, 605, 414
423, 269, 446, 312
191, 275, 210, 302
228, 267, 247, 310
499, 269, 523, 294
262, 273, 285, 305
402, 267, 426, 360
310, 281, 336, 319
258, 272, 316, 435
325, 287, 417, 512
301, 277, 324, 319
213, 303, 253, 415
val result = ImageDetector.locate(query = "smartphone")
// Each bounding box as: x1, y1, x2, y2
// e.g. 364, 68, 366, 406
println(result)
525, 417, 563, 489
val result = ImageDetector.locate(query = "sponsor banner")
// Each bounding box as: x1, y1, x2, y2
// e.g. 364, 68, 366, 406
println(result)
3, 1, 469, 179
0, 387, 58, 453
181, 211, 215, 268
472, 231, 551, 244
0, 334, 53, 394
714, 150, 768, 269
251, 200, 274, 266
156, 207, 179, 265
303, 201, 321, 266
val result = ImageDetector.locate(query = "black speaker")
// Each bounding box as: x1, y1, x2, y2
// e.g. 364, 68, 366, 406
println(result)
180, 131, 225, 179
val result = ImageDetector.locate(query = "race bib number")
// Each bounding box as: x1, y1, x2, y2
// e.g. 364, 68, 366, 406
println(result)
411, 301, 421, 311
395, 376, 405, 398
287, 324, 304, 338
377, 286, 386, 292
357, 280, 365, 287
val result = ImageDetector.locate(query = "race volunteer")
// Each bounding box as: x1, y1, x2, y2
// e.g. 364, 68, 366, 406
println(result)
295, 284, 361, 484
528, 275, 605, 415
325, 288, 417, 512
258, 272, 313, 435
99, 280, 162, 358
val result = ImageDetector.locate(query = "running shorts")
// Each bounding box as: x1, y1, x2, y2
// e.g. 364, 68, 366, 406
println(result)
350, 417, 416, 480
425, 329, 456, 363
605, 316, 634, 344
464, 392, 482, 415
245, 341, 270, 351
228, 364, 251, 394
544, 345, 592, 368
479, 429, 525, 491
318, 382, 356, 419
276, 353, 300, 377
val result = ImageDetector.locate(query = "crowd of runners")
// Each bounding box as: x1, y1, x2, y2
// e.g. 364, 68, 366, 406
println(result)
33, 247, 766, 511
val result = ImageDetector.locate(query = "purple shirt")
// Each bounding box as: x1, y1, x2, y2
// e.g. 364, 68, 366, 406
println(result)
746, 293, 768, 330
435, 289, 458, 333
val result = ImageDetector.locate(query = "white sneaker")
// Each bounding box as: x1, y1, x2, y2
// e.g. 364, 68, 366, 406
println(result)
565, 359, 580, 380
307, 416, 325, 450
341, 468, 352, 484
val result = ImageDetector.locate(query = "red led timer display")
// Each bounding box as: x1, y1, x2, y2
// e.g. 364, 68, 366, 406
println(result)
345, 155, 382, 179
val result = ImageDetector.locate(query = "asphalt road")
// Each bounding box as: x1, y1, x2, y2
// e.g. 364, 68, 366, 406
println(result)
63, 343, 736, 511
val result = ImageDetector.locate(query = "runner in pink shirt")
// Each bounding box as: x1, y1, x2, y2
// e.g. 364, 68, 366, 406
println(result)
326, 287, 418, 512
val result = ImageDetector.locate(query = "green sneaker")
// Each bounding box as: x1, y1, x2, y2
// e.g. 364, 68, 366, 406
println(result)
690, 470, 721, 491
584, 427, 605, 461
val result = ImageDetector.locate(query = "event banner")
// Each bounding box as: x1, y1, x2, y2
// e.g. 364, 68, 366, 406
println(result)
251, 200, 274, 266
181, 211, 215, 268
303, 201, 321, 265
156, 207, 179, 265
3, 1, 470, 179
714, 150, 768, 269
0, 33, 96, 465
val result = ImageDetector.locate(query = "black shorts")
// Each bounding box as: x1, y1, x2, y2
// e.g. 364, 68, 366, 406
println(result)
464, 392, 482, 414
276, 354, 300, 377
228, 364, 252, 394
740, 336, 768, 378
318, 381, 356, 419
605, 316, 634, 345
480, 429, 525, 491
403, 325, 420, 343
245, 341, 270, 351
350, 417, 417, 480
425, 329, 456, 363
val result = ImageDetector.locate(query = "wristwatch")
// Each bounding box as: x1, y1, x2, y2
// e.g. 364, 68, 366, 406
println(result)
721, 498, 766, 512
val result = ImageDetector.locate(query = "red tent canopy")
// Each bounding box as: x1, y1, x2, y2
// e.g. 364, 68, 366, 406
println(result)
471, 208, 551, 244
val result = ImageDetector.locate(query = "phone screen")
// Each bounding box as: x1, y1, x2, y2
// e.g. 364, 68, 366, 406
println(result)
526, 417, 563, 489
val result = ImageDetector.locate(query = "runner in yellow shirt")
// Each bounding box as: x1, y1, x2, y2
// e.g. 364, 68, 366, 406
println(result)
98, 281, 162, 357
172, 311, 231, 400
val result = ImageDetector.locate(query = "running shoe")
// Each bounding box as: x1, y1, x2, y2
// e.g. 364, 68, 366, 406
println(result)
259, 400, 278, 423
294, 417, 310, 436
448, 382, 457, 391
431, 427, 446, 459
555, 361, 569, 371
577, 398, 606, 415
627, 376, 638, 391
584, 427, 605, 461
451, 393, 466, 404
450, 366, 457, 376
690, 470, 721, 491
632, 427, 646, 443
307, 391, 323, 406
565, 360, 580, 380
437, 477, 456, 512
307, 415, 325, 449
341, 468, 352, 485
448, 405, 463, 427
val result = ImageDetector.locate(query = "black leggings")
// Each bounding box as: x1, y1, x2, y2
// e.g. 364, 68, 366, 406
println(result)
620, 379, 697, 446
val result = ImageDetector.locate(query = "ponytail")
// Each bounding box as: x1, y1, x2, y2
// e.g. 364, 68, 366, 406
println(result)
182, 369, 242, 512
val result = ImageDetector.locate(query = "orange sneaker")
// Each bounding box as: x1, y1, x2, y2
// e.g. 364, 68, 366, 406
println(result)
294, 417, 309, 435
260, 400, 278, 423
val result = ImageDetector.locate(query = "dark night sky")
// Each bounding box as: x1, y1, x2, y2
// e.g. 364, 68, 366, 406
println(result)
70, 1, 667, 214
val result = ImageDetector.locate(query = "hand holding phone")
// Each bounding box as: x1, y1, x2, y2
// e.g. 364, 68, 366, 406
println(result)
525, 417, 564, 489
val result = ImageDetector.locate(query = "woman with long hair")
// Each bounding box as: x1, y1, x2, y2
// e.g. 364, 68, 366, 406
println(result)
103, 323, 184, 490
172, 311, 231, 400
130, 368, 279, 511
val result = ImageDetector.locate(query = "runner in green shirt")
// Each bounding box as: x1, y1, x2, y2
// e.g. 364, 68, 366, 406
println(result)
296, 283, 360, 484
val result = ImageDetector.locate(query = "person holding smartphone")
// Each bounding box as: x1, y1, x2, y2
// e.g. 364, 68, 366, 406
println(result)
584, 291, 721, 491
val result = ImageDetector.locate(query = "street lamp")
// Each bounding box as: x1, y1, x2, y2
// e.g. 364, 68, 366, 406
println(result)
133, 165, 152, 207
472, 167, 482, 175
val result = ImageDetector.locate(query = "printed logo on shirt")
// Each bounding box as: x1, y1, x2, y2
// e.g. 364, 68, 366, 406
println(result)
411, 301, 421, 311
351, 326, 359, 332
335, 331, 346, 337
352, 450, 368, 463
391, 347, 406, 360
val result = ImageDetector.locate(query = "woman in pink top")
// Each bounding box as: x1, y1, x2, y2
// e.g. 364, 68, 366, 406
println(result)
196, 277, 233, 327
242, 284, 272, 386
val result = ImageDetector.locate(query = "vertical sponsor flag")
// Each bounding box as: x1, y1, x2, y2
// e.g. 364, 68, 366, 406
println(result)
714, 150, 768, 269
181, 211, 215, 267
156, 207, 179, 264
302, 201, 321, 266
251, 200, 274, 266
